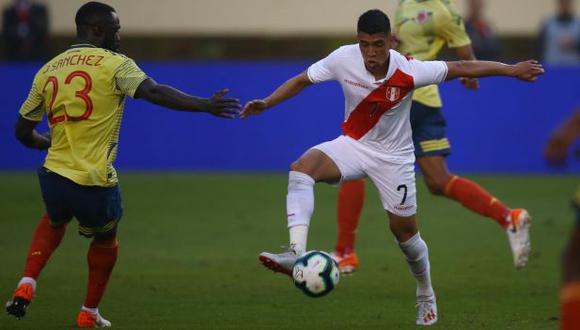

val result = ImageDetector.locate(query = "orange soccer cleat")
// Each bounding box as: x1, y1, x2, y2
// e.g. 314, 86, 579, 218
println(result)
331, 251, 360, 274
76, 309, 112, 328
5, 283, 34, 319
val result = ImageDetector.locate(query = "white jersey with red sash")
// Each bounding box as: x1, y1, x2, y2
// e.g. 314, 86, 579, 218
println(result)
307, 45, 448, 159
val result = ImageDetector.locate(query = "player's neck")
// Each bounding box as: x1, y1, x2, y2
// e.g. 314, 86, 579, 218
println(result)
76, 39, 99, 48
367, 56, 390, 81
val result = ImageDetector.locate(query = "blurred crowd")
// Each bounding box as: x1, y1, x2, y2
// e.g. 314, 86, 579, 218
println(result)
464, 0, 580, 65
540, 0, 580, 65
2, 0, 48, 60
1, 0, 579, 64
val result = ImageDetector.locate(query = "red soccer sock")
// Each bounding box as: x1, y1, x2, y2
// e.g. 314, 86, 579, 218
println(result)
84, 238, 119, 309
561, 282, 580, 330
444, 175, 510, 228
335, 179, 366, 254
23, 214, 67, 279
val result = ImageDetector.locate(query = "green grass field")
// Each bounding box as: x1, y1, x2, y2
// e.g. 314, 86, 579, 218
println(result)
0, 172, 577, 329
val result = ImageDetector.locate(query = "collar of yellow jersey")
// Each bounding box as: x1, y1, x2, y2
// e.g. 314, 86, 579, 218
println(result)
69, 43, 97, 49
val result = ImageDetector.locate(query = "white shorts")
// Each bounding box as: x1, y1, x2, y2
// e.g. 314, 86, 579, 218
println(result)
312, 135, 417, 217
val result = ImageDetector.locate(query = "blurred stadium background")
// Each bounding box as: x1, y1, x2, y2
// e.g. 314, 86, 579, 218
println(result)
0, 0, 579, 329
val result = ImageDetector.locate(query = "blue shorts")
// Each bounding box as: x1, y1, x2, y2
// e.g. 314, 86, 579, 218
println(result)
410, 101, 451, 158
37, 167, 123, 239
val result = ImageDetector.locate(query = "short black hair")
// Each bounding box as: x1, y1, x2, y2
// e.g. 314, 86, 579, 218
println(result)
357, 9, 391, 35
75, 2, 116, 35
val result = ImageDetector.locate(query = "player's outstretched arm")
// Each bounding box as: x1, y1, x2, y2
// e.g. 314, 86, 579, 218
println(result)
15, 115, 51, 150
454, 45, 479, 90
241, 72, 312, 119
445, 60, 544, 82
134, 78, 241, 119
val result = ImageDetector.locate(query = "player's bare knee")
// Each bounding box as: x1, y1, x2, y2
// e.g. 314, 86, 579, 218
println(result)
424, 176, 447, 195
92, 236, 119, 248
290, 151, 333, 182
289, 158, 315, 177
393, 228, 418, 242
388, 213, 418, 242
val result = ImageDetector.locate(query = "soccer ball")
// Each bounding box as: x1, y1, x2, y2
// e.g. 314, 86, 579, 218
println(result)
292, 251, 340, 298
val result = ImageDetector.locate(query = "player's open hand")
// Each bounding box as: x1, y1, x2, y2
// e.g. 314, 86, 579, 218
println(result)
460, 77, 479, 90
512, 60, 544, 82
207, 88, 242, 119
240, 99, 268, 119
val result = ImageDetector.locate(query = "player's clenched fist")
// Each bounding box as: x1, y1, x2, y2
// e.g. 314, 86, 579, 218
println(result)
511, 60, 544, 82
241, 99, 268, 119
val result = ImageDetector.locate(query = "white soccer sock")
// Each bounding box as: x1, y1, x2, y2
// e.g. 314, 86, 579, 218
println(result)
398, 232, 434, 298
289, 225, 308, 256
18, 277, 37, 291
81, 305, 99, 314
286, 171, 315, 255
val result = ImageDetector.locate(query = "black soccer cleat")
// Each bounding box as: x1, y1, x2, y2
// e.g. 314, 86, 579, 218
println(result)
6, 296, 31, 320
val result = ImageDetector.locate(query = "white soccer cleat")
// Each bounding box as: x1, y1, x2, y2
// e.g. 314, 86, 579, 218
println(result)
94, 314, 111, 328
416, 295, 438, 326
506, 209, 531, 269
259, 248, 299, 277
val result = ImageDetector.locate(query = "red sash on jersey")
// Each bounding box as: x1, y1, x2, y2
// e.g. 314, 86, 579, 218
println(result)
342, 69, 414, 140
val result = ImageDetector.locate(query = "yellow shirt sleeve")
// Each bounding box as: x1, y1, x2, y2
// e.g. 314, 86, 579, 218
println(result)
435, 0, 471, 49
114, 58, 148, 98
18, 76, 45, 122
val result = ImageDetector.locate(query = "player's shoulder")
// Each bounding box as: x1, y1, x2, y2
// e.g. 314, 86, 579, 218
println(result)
35, 46, 135, 78
389, 49, 414, 67
388, 50, 428, 76
68, 45, 136, 68
92, 47, 135, 67
435, 0, 461, 19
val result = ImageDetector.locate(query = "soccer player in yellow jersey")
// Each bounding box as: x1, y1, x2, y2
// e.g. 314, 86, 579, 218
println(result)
5, 2, 241, 328
332, 0, 531, 273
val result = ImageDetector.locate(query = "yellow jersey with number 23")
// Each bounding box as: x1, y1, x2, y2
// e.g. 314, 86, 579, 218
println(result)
19, 44, 147, 187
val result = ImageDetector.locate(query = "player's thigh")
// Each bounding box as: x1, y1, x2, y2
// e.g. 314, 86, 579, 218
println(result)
367, 160, 417, 218
72, 184, 123, 239
37, 167, 73, 226
410, 102, 451, 159
304, 136, 366, 184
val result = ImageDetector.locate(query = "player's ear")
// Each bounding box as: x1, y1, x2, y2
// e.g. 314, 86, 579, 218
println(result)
386, 33, 393, 49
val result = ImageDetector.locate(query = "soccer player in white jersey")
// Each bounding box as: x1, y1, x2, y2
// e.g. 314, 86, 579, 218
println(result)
241, 9, 543, 326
